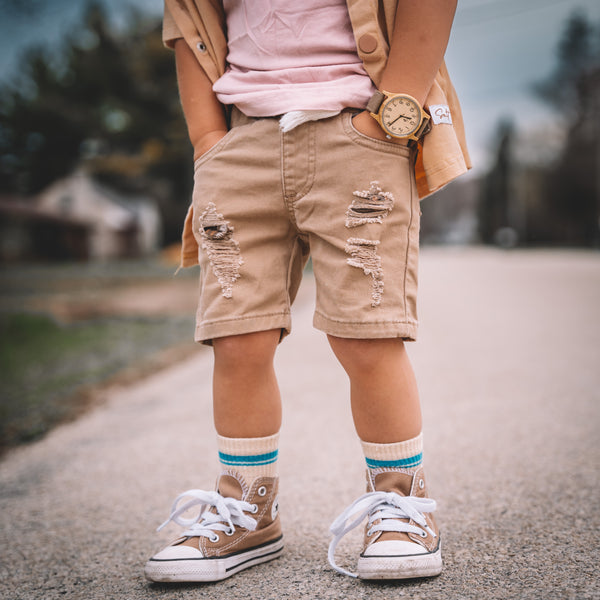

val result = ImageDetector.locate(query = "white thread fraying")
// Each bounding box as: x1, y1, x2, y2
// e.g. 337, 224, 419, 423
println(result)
344, 237, 384, 307
199, 202, 243, 298
346, 181, 395, 228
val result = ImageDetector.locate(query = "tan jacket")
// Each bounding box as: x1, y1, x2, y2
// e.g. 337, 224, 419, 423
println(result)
164, 0, 471, 265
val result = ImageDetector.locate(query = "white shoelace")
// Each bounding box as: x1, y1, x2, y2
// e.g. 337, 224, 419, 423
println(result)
328, 491, 437, 577
157, 489, 258, 541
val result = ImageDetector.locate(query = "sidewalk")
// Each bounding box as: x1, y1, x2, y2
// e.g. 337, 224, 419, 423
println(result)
1, 247, 598, 600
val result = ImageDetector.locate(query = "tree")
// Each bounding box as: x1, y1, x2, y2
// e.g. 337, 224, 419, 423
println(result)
535, 11, 600, 246
0, 2, 193, 244
478, 119, 516, 245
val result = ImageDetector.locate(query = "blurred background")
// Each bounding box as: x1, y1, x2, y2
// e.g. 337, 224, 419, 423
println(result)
0, 0, 599, 450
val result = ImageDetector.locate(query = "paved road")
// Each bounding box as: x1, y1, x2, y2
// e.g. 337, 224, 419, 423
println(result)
1, 247, 598, 600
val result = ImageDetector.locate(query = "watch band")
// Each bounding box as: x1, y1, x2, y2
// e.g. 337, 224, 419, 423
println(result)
413, 113, 432, 140
366, 90, 386, 115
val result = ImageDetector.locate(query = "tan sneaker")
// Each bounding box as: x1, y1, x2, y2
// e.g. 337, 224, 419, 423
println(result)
329, 466, 441, 579
145, 473, 283, 582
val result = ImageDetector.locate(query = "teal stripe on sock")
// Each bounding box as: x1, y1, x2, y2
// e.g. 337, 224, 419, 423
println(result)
365, 452, 423, 469
219, 450, 278, 466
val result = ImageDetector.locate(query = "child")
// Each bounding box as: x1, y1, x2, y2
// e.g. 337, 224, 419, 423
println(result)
145, 0, 470, 582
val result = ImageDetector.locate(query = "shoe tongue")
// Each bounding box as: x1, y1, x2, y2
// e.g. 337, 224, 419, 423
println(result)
216, 473, 244, 500
373, 471, 414, 496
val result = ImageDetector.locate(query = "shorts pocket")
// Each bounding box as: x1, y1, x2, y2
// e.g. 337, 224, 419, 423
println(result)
193, 127, 240, 171
342, 112, 411, 158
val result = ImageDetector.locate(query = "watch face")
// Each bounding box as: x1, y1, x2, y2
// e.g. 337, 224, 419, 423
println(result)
380, 95, 421, 137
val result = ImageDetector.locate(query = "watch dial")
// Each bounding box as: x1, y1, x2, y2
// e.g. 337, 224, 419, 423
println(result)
381, 96, 421, 137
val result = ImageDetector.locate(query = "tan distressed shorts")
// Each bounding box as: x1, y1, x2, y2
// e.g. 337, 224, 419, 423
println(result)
186, 109, 421, 345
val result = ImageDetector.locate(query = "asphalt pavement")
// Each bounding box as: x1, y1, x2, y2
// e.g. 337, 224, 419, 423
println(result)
1, 247, 598, 600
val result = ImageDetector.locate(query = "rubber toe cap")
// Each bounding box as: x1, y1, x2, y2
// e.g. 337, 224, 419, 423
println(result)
363, 540, 428, 557
150, 544, 204, 561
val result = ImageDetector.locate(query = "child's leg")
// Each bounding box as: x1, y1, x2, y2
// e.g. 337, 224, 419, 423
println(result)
145, 329, 284, 583
327, 335, 441, 580
327, 336, 421, 443
212, 329, 281, 438
212, 329, 282, 482
146, 115, 302, 583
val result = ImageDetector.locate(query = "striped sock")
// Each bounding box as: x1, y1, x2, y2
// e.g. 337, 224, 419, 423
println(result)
217, 432, 279, 484
361, 432, 423, 473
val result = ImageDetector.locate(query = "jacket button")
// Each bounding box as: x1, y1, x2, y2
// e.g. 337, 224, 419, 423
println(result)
358, 34, 378, 54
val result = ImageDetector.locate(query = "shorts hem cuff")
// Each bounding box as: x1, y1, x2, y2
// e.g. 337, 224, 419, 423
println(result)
313, 312, 418, 341
195, 313, 292, 346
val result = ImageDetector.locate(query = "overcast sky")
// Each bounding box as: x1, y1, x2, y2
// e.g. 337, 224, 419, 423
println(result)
1, 0, 599, 173
448, 0, 600, 172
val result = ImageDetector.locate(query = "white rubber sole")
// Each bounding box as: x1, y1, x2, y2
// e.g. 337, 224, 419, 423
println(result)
357, 545, 442, 580
144, 536, 284, 583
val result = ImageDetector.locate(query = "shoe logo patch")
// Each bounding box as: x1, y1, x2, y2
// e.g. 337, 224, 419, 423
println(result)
271, 495, 279, 520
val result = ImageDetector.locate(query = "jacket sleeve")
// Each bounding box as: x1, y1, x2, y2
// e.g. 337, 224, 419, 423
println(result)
163, 2, 183, 48
162, 0, 227, 82
416, 61, 472, 198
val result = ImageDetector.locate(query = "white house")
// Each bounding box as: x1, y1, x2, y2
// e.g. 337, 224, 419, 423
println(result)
35, 170, 162, 260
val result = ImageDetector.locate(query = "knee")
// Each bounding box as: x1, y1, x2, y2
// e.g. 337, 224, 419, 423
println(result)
327, 335, 404, 374
213, 329, 280, 370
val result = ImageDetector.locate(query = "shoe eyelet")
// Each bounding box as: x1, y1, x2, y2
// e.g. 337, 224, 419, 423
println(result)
419, 479, 425, 489
250, 504, 259, 514
419, 530, 428, 538
225, 526, 235, 536
257, 486, 267, 497
210, 533, 219, 542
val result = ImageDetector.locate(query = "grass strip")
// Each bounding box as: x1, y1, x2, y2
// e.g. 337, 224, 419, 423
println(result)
0, 312, 195, 450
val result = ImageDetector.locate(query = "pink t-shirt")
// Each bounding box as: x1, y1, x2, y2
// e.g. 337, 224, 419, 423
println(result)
213, 0, 376, 116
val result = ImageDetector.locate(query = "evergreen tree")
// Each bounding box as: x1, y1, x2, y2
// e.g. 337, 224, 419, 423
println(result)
0, 2, 193, 244
478, 119, 515, 245
535, 11, 600, 246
